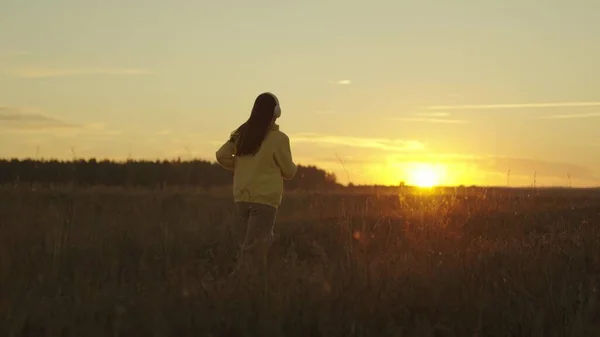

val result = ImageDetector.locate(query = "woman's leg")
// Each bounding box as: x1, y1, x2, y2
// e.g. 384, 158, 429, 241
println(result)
242, 202, 277, 256
230, 203, 278, 333
229, 202, 250, 277
237, 203, 277, 291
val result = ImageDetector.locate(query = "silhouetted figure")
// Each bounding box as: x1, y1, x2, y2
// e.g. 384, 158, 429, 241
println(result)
215, 92, 297, 290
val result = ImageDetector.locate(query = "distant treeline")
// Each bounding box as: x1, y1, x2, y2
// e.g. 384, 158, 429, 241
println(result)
0, 159, 340, 190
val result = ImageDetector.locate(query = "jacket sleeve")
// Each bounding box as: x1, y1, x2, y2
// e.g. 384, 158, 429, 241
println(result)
274, 133, 297, 180
215, 140, 236, 172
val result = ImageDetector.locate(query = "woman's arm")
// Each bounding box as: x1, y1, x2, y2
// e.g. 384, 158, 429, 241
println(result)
215, 140, 235, 172
274, 133, 297, 180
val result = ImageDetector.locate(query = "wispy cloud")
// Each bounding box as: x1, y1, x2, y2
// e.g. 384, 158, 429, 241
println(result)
290, 133, 426, 152
0, 107, 120, 136
384, 152, 483, 162
392, 117, 469, 124
427, 101, 600, 110
6, 122, 120, 137
328, 80, 352, 85
414, 112, 451, 117
5, 66, 151, 79
390, 111, 468, 124
540, 112, 600, 120
0, 107, 78, 128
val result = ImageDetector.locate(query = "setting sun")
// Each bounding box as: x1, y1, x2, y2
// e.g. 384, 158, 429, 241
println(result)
406, 163, 444, 188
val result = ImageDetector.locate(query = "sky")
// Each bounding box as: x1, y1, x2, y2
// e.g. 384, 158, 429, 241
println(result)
1, 0, 599, 187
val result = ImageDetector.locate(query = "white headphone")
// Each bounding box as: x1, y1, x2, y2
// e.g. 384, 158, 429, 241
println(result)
264, 92, 281, 119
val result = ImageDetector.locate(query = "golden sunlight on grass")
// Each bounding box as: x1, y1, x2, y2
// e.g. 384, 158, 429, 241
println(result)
406, 163, 446, 188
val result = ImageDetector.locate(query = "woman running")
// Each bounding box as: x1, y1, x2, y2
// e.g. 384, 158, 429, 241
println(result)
216, 92, 297, 281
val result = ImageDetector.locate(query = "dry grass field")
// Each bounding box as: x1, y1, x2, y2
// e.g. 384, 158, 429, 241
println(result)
1, 186, 600, 336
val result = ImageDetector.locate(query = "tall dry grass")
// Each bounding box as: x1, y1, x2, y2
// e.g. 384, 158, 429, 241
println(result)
1, 186, 599, 336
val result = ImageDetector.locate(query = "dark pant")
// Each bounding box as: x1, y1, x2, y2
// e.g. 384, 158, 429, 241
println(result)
231, 202, 277, 281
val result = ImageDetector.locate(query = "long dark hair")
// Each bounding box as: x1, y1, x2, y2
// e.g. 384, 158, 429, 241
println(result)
233, 93, 278, 156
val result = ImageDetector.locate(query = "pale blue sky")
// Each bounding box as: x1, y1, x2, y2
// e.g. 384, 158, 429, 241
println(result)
1, 0, 599, 186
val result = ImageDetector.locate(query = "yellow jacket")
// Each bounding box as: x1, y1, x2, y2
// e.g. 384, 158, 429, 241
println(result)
215, 123, 297, 208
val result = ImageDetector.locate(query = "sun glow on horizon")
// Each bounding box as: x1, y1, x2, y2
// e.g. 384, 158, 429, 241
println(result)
406, 163, 446, 188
